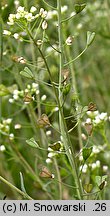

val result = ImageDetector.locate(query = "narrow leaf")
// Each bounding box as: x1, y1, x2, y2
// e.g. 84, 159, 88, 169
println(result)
87, 31, 95, 47
26, 137, 39, 148
19, 172, 27, 193
20, 67, 34, 79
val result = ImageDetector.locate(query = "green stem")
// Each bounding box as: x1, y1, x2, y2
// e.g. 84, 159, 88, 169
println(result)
54, 158, 62, 199
26, 23, 83, 199
64, 47, 87, 66
0, 176, 33, 200
57, 0, 83, 199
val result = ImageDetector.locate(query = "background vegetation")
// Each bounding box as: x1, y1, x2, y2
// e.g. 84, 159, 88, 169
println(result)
0, 0, 110, 200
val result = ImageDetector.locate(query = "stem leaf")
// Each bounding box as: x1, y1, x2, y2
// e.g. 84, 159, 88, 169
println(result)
26, 137, 39, 148
87, 31, 96, 47
20, 67, 34, 79
19, 172, 27, 193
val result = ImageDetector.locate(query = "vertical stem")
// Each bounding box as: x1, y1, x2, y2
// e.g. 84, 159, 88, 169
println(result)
54, 158, 62, 199
57, 0, 83, 199
26, 23, 83, 200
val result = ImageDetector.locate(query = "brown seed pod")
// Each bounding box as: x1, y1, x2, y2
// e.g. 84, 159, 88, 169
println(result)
88, 102, 97, 111
37, 114, 50, 127
85, 123, 93, 136
39, 166, 54, 179
23, 93, 33, 103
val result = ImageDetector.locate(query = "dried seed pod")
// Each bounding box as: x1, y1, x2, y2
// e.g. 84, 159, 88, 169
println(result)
39, 166, 54, 179
23, 93, 33, 104
88, 102, 97, 111
37, 114, 50, 127
85, 122, 93, 136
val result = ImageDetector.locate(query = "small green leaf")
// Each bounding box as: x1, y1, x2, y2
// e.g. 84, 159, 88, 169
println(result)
20, 67, 34, 79
75, 3, 86, 14
62, 83, 71, 95
20, 172, 27, 193
26, 137, 39, 148
87, 31, 95, 47
0, 84, 10, 96
82, 147, 93, 161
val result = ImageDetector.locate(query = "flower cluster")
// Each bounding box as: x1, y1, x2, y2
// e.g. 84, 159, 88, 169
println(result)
7, 6, 37, 25
7, 6, 48, 26
9, 82, 39, 104
0, 118, 12, 133
0, 118, 14, 140
85, 110, 108, 127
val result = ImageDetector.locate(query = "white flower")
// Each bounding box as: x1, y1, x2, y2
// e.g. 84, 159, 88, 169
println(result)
16, 13, 21, 19
13, 33, 19, 39
30, 6, 37, 13
7, 14, 15, 25
6, 118, 12, 124
41, 95, 47, 101
53, 107, 59, 112
3, 30, 11, 36
13, 89, 19, 95
77, 23, 83, 30
96, 160, 100, 167
37, 40, 43, 46
36, 90, 39, 95
66, 36, 73, 45
9, 133, 14, 140
14, 0, 19, 6
70, 11, 76, 17
0, 145, 6, 152
40, 8, 47, 18
99, 112, 107, 121
85, 118, 92, 124
32, 82, 38, 89
93, 116, 101, 124
17, 6, 25, 13
25, 13, 34, 21
9, 98, 14, 103
18, 56, 26, 64
91, 163, 97, 170
81, 133, 87, 141
14, 124, 21, 129
46, 158, 52, 164
13, 94, 19, 100
92, 145, 100, 154
103, 165, 108, 172
80, 164, 88, 173
42, 20, 48, 30
79, 154, 83, 161
46, 130, 51, 136
61, 5, 68, 13
48, 152, 56, 158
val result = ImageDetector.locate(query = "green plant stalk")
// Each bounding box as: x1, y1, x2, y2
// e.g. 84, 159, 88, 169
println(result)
54, 158, 62, 199
64, 37, 83, 149
57, 0, 83, 199
0, 176, 33, 200
30, 40, 48, 148
26, 26, 83, 199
